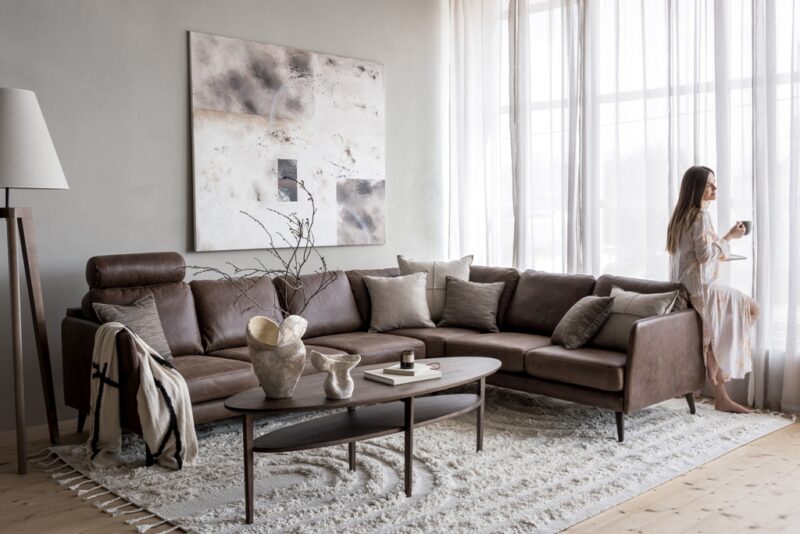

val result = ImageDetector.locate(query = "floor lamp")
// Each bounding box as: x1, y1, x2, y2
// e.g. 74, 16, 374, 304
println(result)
0, 88, 68, 474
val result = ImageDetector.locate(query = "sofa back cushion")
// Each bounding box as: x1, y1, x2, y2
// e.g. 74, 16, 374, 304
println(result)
593, 274, 689, 310
191, 277, 282, 352
275, 271, 362, 339
504, 270, 596, 335
346, 267, 400, 330
397, 255, 473, 322
83, 283, 204, 356
469, 266, 520, 328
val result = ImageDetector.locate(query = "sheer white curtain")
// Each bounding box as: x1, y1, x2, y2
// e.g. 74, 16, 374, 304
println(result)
449, 0, 800, 410
448, 0, 511, 266
750, 0, 800, 411
509, 0, 583, 272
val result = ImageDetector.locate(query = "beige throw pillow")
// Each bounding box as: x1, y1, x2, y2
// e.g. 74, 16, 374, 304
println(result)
364, 272, 436, 332
591, 286, 679, 352
397, 254, 473, 322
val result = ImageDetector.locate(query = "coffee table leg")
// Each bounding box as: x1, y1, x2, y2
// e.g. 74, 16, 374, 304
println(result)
348, 407, 356, 471
243, 414, 254, 524
404, 396, 415, 497
477, 378, 485, 452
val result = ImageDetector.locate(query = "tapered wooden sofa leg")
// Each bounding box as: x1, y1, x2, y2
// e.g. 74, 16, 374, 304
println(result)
685, 393, 697, 414
76, 410, 87, 433
615, 412, 624, 442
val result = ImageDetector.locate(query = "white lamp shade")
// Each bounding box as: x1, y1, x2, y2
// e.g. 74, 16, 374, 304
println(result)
0, 88, 68, 190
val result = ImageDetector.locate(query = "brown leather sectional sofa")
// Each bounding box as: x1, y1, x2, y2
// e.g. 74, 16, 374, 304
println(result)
62, 252, 705, 442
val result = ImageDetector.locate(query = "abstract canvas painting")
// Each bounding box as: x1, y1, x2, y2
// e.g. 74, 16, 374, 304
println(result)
189, 31, 385, 251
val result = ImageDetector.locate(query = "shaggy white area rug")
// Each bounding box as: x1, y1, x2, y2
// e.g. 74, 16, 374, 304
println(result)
44, 387, 792, 533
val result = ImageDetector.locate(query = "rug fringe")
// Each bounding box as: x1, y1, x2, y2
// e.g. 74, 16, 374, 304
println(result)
126, 513, 156, 525
39, 449, 180, 533
38, 455, 61, 468
137, 519, 168, 533
58, 474, 86, 485
27, 447, 52, 460
96, 496, 123, 508
69, 479, 94, 491
85, 490, 112, 501
77, 486, 102, 497
114, 507, 146, 516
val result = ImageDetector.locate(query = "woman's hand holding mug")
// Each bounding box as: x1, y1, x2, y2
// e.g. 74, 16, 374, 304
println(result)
725, 222, 747, 240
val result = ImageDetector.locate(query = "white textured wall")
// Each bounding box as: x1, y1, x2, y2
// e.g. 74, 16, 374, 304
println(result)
0, 0, 447, 431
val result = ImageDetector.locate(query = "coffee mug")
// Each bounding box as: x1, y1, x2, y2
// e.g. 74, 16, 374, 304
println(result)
738, 220, 752, 235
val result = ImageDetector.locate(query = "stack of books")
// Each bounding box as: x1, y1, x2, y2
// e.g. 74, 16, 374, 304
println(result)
363, 363, 442, 385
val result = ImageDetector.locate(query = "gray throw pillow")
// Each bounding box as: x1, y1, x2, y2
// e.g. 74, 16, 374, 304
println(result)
438, 277, 505, 333
591, 286, 679, 352
364, 272, 435, 332
397, 254, 473, 322
551, 296, 615, 349
93, 293, 173, 360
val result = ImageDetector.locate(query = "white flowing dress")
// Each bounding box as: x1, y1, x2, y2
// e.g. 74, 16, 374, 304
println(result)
669, 209, 753, 380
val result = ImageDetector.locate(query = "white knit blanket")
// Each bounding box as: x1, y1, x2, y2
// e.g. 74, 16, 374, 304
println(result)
88, 322, 198, 469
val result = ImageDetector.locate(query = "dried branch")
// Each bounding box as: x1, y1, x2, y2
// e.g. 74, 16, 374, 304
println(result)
187, 177, 333, 319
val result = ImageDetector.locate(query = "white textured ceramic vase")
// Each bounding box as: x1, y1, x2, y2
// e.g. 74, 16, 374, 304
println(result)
246, 315, 308, 399
310, 351, 361, 400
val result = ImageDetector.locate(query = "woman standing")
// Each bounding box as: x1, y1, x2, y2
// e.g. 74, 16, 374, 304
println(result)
667, 166, 760, 413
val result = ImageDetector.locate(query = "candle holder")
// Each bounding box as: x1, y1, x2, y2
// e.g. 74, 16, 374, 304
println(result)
400, 350, 415, 369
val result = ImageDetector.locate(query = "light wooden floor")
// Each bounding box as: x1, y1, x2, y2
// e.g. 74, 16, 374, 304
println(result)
1, 418, 798, 533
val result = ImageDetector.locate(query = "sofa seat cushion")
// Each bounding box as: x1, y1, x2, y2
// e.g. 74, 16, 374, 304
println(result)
209, 345, 346, 376
445, 332, 552, 372
304, 333, 425, 366
524, 345, 626, 392
387, 327, 479, 357
172, 355, 259, 403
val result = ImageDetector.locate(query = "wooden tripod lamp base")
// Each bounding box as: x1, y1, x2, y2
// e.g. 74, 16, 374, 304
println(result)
2, 207, 60, 474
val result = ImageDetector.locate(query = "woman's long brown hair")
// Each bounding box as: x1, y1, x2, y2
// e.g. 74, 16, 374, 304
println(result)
667, 166, 714, 254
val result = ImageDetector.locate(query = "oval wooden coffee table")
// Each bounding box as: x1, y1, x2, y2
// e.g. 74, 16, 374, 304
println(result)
225, 356, 500, 524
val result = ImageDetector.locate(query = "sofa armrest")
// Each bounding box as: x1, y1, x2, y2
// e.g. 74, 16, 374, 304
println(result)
624, 309, 705, 413
61, 315, 143, 430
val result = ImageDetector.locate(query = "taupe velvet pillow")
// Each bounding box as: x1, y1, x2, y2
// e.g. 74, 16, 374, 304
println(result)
364, 272, 435, 332
93, 293, 173, 360
438, 277, 505, 333
397, 255, 473, 322
591, 286, 679, 352
551, 296, 615, 349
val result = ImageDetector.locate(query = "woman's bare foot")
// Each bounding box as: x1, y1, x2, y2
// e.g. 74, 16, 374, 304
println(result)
714, 398, 752, 414
709, 355, 751, 412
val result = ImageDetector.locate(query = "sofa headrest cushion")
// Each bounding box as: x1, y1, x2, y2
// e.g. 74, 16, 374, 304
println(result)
86, 252, 185, 289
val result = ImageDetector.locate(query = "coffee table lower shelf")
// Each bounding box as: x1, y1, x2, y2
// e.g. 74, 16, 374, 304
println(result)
254, 393, 481, 452
240, 392, 485, 524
